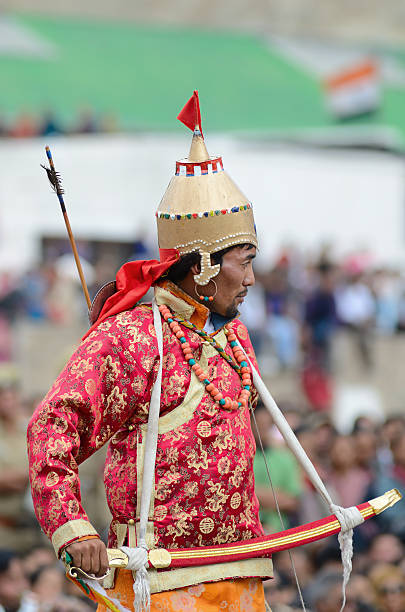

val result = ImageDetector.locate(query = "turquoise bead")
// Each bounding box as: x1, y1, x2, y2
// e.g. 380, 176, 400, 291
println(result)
204, 379, 210, 385
219, 399, 226, 406
244, 385, 250, 390
189, 358, 196, 365
167, 318, 173, 323
180, 337, 186, 343
230, 341, 238, 348
240, 361, 248, 367
204, 296, 209, 302
237, 402, 242, 408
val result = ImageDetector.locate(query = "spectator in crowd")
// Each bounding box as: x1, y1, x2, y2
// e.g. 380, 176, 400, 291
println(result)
367, 533, 404, 566
303, 260, 337, 372
372, 268, 401, 334
0, 549, 95, 612
306, 413, 336, 472
253, 402, 302, 532
378, 415, 405, 468
21, 549, 55, 579
327, 435, 371, 508
0, 383, 39, 553
259, 256, 300, 369
301, 261, 337, 411
351, 420, 378, 485
369, 564, 405, 612
366, 430, 405, 538
0, 550, 28, 612
307, 571, 347, 612
239, 283, 268, 358
336, 270, 376, 369
20, 564, 64, 611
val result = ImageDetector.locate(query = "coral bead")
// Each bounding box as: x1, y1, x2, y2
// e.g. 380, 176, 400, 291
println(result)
163, 303, 253, 411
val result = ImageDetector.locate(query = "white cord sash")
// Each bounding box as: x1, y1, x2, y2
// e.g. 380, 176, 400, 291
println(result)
238, 342, 364, 611
80, 298, 164, 612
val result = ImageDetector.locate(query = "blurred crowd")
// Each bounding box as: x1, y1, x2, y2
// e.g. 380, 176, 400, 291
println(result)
2, 244, 405, 409
0, 244, 405, 611
0, 109, 119, 139
0, 363, 405, 610
241, 247, 405, 411
254, 401, 405, 612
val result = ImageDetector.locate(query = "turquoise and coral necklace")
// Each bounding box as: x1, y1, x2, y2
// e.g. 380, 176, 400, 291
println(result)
159, 304, 252, 410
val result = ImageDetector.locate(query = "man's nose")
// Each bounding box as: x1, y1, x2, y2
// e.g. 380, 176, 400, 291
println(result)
244, 268, 255, 287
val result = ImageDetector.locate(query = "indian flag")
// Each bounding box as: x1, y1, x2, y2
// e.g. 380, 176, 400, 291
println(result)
324, 59, 380, 119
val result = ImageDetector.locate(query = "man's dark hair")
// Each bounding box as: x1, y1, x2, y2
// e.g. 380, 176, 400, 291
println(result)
164, 243, 254, 284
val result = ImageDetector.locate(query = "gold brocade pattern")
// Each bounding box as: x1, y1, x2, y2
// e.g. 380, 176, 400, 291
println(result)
28, 286, 264, 589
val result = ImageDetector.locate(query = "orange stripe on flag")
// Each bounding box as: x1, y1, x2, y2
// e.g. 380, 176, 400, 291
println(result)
324, 61, 377, 90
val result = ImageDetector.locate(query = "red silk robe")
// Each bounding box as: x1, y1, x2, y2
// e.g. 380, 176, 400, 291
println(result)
27, 284, 272, 593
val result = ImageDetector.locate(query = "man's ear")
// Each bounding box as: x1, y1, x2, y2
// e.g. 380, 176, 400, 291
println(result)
190, 262, 201, 275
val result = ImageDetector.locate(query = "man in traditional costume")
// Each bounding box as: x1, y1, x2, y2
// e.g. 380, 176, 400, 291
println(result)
28, 92, 272, 610
27, 92, 400, 612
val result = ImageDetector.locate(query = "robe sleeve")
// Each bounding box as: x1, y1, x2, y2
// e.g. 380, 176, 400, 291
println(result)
27, 319, 158, 556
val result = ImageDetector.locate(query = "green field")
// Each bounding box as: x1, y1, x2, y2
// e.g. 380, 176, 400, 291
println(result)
1, 13, 405, 140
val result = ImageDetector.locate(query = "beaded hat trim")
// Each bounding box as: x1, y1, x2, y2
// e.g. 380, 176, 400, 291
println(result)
156, 203, 252, 220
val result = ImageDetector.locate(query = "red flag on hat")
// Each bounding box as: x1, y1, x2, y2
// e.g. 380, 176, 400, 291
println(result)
177, 90, 203, 135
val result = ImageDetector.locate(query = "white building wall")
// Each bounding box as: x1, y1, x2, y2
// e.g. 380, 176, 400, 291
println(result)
0, 134, 404, 273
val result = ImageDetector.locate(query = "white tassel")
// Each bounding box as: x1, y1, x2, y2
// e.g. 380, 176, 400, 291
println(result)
133, 564, 150, 612
119, 545, 150, 612
330, 505, 364, 612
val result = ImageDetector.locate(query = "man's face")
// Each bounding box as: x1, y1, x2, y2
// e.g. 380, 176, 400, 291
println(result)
0, 558, 27, 611
210, 245, 256, 318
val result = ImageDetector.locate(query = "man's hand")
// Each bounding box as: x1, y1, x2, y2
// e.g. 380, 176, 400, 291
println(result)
65, 538, 109, 578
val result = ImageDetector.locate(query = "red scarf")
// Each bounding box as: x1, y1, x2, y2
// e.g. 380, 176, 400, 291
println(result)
83, 249, 179, 339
